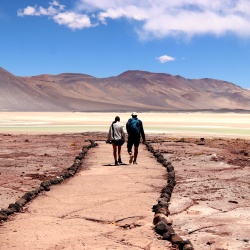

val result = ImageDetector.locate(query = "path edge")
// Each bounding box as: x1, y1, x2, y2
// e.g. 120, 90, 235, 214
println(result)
145, 141, 194, 250
0, 140, 97, 222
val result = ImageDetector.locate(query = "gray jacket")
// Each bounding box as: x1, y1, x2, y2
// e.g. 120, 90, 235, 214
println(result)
108, 121, 125, 141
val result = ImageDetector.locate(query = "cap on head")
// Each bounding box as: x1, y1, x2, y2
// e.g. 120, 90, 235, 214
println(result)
131, 112, 137, 116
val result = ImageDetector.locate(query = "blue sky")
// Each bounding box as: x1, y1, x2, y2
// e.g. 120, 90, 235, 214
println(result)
1, 0, 250, 89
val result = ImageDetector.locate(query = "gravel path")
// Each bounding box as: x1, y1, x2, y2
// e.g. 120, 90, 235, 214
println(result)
0, 142, 173, 250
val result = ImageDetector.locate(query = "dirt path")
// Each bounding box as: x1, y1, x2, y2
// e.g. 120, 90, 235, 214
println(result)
0, 142, 173, 250
1, 137, 250, 250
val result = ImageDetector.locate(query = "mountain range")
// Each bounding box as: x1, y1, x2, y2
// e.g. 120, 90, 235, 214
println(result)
0, 67, 250, 112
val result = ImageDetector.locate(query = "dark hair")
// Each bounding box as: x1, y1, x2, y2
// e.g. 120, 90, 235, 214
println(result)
113, 116, 120, 124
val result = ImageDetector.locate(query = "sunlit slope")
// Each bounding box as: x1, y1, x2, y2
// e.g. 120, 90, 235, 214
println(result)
1, 67, 250, 111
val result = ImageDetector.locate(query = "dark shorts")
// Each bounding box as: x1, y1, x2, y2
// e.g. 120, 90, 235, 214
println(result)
112, 139, 125, 146
127, 134, 140, 152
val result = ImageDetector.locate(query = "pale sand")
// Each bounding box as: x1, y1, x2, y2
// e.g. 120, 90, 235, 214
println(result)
1, 112, 250, 138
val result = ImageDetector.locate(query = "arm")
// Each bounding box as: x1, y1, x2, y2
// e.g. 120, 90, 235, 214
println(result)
107, 125, 112, 141
121, 126, 126, 141
126, 119, 131, 135
140, 121, 146, 142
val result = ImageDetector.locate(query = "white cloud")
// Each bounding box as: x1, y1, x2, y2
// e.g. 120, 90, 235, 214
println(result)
18, 1, 94, 29
53, 11, 92, 29
76, 0, 250, 38
156, 55, 176, 63
50, 0, 65, 11
18, 0, 250, 38
18, 6, 37, 16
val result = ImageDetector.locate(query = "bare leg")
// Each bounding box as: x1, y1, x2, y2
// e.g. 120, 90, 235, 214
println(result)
129, 146, 134, 164
118, 146, 122, 163
112, 143, 117, 161
134, 146, 138, 162
118, 146, 121, 159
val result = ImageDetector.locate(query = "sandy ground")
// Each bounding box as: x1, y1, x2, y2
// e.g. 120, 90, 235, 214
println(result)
0, 112, 250, 249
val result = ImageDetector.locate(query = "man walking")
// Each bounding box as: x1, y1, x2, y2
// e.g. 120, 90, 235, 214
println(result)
126, 112, 145, 164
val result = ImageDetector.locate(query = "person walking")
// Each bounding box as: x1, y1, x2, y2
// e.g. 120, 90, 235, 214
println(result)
126, 112, 145, 164
107, 116, 125, 166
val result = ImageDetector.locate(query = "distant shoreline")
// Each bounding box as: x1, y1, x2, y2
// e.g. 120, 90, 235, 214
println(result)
1, 112, 250, 138
1, 109, 250, 114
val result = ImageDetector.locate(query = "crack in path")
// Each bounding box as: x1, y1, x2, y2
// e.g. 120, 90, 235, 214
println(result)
187, 224, 225, 234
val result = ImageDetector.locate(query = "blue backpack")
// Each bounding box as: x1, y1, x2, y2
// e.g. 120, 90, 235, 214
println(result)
127, 118, 140, 134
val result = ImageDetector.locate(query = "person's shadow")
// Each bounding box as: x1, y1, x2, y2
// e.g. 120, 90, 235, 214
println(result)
103, 163, 129, 166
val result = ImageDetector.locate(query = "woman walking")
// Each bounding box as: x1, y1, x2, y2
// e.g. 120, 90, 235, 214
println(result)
107, 116, 125, 166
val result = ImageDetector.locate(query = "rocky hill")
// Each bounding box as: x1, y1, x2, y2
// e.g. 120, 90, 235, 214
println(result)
0, 67, 250, 112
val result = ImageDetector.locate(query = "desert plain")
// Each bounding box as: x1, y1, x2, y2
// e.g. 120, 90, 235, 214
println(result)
1, 112, 250, 137
0, 112, 250, 250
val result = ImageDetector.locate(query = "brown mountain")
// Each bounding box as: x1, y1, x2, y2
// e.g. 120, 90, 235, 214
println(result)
0, 67, 250, 112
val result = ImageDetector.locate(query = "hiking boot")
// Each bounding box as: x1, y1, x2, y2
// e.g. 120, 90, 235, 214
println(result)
115, 160, 120, 166
133, 161, 137, 165
118, 158, 122, 164
129, 153, 134, 164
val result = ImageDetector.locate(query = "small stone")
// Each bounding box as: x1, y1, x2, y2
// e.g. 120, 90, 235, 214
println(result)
158, 199, 169, 207
153, 214, 163, 225
153, 213, 173, 225
1, 208, 14, 215
50, 179, 60, 185
156, 206, 170, 216
171, 234, 183, 245
15, 198, 27, 207
8, 203, 21, 212
41, 181, 51, 191
162, 225, 175, 240
161, 216, 173, 225
155, 221, 168, 235
183, 243, 194, 250
0, 211, 8, 220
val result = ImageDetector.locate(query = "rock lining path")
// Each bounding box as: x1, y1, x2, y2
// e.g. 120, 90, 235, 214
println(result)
0, 142, 173, 250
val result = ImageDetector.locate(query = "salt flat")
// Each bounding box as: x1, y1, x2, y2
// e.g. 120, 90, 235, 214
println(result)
1, 112, 250, 138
